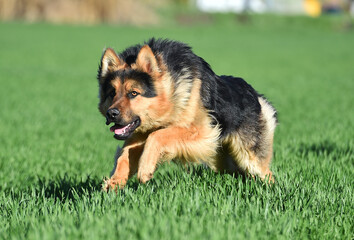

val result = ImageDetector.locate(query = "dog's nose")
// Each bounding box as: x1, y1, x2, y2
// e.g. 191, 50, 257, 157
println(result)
106, 108, 120, 123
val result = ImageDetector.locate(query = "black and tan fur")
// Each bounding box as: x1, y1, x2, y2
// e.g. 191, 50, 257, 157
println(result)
97, 38, 277, 190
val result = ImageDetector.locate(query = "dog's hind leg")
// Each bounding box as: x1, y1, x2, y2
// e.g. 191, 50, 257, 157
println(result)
223, 97, 277, 182
102, 136, 145, 191
222, 134, 273, 182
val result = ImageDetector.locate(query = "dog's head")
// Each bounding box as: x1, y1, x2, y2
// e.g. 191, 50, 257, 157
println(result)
97, 46, 172, 140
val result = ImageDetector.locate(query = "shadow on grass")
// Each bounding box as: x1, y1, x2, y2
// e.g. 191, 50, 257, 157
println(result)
37, 175, 102, 203
297, 140, 353, 158
1, 175, 104, 204
28, 163, 274, 201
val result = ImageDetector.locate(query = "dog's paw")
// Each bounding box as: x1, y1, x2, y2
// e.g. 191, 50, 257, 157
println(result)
101, 178, 117, 192
137, 171, 154, 184
137, 162, 156, 184
102, 177, 128, 191
264, 171, 275, 184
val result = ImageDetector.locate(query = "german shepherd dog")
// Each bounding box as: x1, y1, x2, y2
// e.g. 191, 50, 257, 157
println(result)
97, 38, 277, 190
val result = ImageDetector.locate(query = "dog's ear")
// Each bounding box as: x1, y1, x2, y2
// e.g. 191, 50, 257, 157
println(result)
136, 45, 159, 74
99, 48, 124, 78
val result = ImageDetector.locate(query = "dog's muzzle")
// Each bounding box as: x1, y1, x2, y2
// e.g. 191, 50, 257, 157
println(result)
106, 108, 120, 125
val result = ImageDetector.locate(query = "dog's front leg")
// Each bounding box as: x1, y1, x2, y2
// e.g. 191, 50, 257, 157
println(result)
136, 134, 162, 184
103, 139, 145, 191
137, 126, 196, 183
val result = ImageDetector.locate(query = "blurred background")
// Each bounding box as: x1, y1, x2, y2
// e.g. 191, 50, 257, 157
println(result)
0, 0, 353, 25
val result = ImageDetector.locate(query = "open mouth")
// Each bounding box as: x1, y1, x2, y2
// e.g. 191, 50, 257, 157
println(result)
109, 118, 140, 140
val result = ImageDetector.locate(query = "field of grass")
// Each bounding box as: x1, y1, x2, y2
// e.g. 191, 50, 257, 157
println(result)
0, 16, 353, 239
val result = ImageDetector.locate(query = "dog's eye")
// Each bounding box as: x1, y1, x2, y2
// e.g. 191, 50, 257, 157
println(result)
128, 91, 139, 99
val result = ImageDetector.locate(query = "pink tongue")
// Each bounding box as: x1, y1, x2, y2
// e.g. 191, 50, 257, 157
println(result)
110, 125, 130, 135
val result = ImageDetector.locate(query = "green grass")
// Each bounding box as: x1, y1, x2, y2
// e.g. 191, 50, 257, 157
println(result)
0, 17, 353, 239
